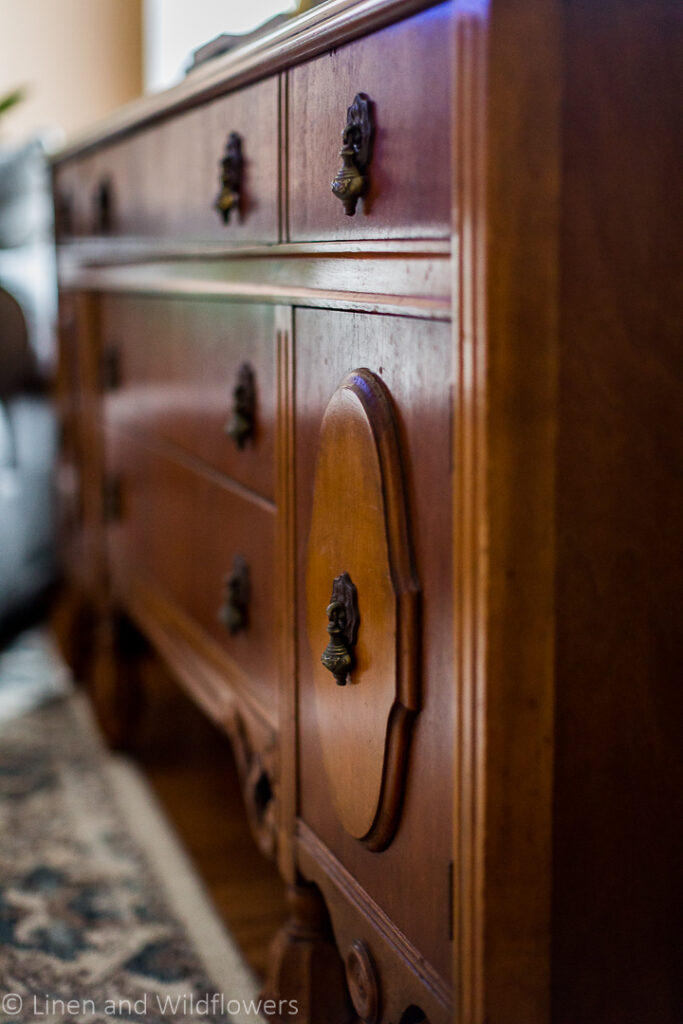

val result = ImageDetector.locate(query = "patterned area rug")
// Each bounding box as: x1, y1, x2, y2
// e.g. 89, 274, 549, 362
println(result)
0, 689, 263, 1023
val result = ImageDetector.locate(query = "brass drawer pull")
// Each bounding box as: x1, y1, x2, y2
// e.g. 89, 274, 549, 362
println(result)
331, 93, 374, 216
218, 556, 250, 635
214, 132, 244, 224
321, 572, 359, 685
99, 345, 121, 392
93, 177, 113, 233
224, 362, 255, 449
102, 476, 123, 524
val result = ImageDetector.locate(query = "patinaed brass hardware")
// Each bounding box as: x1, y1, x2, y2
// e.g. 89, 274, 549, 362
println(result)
214, 132, 244, 224
331, 94, 374, 216
219, 556, 250, 635
321, 572, 360, 685
93, 177, 113, 233
102, 476, 122, 524
99, 345, 121, 392
224, 362, 256, 449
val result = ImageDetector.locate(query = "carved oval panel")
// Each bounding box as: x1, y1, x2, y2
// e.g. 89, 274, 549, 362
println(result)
306, 369, 420, 850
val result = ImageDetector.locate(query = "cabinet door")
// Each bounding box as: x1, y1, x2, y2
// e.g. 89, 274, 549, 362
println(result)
296, 308, 453, 993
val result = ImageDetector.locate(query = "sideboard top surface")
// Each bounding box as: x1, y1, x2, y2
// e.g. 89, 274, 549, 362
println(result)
52, 0, 445, 165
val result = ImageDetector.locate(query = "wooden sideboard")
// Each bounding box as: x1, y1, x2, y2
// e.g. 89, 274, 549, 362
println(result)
52, 1, 681, 1021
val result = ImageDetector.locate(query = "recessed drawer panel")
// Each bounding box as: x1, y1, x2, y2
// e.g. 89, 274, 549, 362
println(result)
288, 2, 452, 241
101, 296, 276, 502
56, 77, 279, 242
106, 430, 277, 720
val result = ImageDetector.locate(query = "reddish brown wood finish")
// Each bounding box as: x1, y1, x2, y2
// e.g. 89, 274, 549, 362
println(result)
551, 2, 683, 1020
106, 429, 278, 723
296, 308, 453, 985
51, 1, 682, 1020
101, 296, 277, 501
305, 368, 419, 849
56, 77, 279, 242
287, 3, 452, 241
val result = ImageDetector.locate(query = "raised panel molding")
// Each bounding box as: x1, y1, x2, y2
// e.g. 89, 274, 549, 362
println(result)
305, 368, 420, 852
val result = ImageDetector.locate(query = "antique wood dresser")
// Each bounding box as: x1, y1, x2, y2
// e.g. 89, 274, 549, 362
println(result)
52, 1, 681, 1021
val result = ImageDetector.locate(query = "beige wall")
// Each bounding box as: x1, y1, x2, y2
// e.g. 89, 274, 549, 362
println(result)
0, 0, 142, 146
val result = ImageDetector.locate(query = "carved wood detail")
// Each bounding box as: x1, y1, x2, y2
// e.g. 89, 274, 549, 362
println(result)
345, 939, 381, 1023
224, 706, 278, 861
306, 368, 420, 851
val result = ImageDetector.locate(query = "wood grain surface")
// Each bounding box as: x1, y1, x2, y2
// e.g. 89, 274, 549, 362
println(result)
101, 296, 277, 501
288, 2, 452, 241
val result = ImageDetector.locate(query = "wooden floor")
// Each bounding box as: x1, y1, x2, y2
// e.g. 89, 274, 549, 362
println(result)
126, 657, 288, 981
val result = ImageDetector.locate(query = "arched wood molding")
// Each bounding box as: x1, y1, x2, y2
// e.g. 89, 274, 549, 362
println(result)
306, 368, 420, 852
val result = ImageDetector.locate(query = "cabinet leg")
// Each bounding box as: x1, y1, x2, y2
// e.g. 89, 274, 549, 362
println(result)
262, 882, 354, 1023
91, 610, 144, 749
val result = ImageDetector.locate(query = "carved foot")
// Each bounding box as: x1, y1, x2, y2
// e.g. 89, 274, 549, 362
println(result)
261, 883, 355, 1023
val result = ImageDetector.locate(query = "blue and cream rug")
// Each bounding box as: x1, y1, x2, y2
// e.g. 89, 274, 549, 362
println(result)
0, 634, 263, 1024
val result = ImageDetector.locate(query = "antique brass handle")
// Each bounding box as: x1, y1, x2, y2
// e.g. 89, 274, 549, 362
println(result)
102, 476, 123, 524
321, 573, 359, 685
331, 94, 374, 216
99, 345, 121, 392
214, 132, 244, 224
93, 177, 113, 233
224, 362, 255, 449
218, 556, 250, 635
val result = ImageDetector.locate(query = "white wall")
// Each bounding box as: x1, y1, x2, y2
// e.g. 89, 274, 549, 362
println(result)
143, 0, 296, 93
0, 0, 142, 147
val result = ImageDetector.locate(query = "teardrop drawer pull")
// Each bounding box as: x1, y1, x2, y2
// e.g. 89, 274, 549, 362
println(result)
224, 362, 256, 449
321, 572, 359, 685
218, 556, 250, 635
214, 131, 244, 224
331, 93, 374, 216
93, 177, 113, 233
99, 345, 121, 392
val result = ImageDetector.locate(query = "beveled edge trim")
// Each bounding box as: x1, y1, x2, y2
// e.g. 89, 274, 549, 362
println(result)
56, 238, 452, 264
337, 369, 421, 851
59, 268, 451, 321
296, 820, 453, 1010
53, 0, 446, 164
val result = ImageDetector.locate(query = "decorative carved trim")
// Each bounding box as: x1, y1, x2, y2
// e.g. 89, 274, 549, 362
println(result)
297, 821, 453, 1013
306, 368, 420, 852
345, 940, 381, 1023
224, 706, 278, 860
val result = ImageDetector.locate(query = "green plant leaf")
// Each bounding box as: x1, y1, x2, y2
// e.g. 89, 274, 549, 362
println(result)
0, 87, 27, 118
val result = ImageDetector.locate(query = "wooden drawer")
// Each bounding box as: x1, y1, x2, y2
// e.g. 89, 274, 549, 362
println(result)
295, 308, 453, 982
56, 77, 279, 242
101, 296, 276, 502
106, 430, 278, 721
287, 2, 452, 241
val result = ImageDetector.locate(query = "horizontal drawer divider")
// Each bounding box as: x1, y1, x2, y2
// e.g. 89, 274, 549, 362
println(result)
106, 424, 277, 515
61, 272, 451, 322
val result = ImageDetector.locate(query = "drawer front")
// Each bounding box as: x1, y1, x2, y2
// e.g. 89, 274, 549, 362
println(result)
106, 430, 278, 719
101, 296, 276, 501
60, 77, 279, 242
288, 2, 452, 241
296, 308, 453, 982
